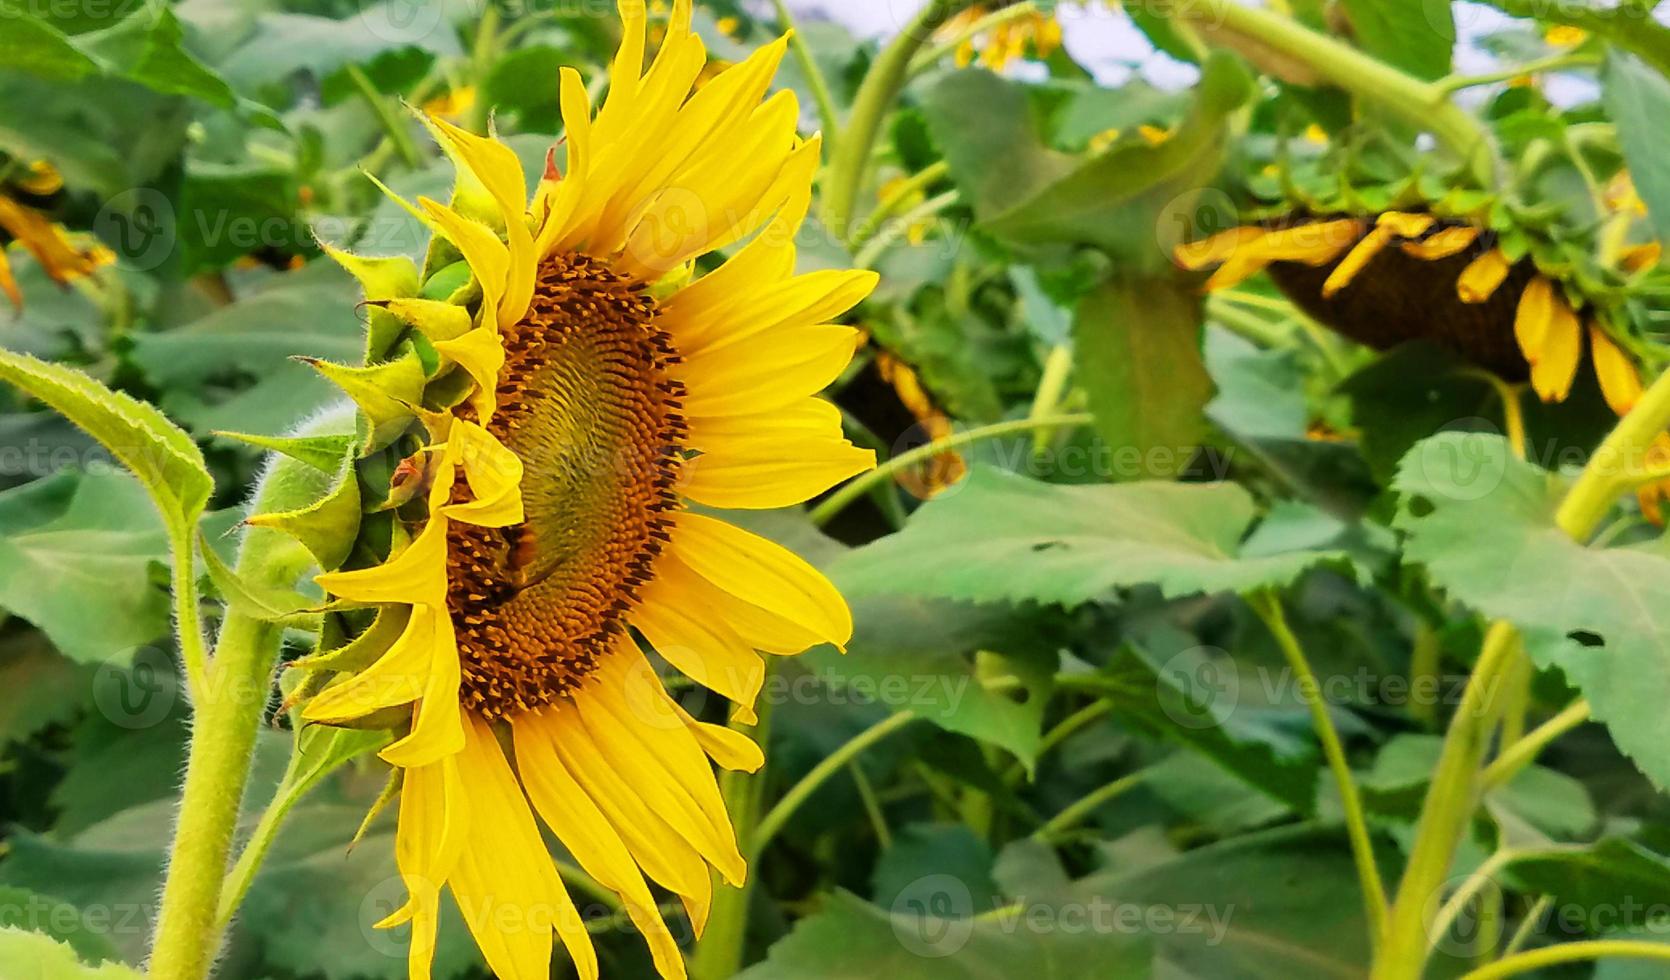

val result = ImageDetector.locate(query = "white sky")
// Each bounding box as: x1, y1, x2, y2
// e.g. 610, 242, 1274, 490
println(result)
779, 0, 1606, 104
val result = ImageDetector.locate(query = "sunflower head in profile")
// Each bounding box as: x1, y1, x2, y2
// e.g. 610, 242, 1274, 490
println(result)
282, 3, 877, 976
1176, 151, 1670, 519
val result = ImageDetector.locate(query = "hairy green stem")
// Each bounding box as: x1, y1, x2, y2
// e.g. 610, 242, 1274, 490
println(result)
147, 614, 282, 980
1251, 592, 1389, 947
1174, 0, 1497, 184
345, 63, 420, 168
170, 526, 209, 704
821, 0, 977, 237
772, 0, 842, 144
809, 413, 1095, 526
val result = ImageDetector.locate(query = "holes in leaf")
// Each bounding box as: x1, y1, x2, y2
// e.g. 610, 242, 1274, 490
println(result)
1567, 630, 1605, 649
1407, 495, 1436, 518
1031, 541, 1064, 552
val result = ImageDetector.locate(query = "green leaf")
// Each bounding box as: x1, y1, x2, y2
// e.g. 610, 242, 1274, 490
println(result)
0, 348, 212, 551
921, 56, 1245, 265
1507, 839, 1670, 926
833, 467, 1347, 608
0, 472, 170, 663
1073, 274, 1211, 481
0, 7, 101, 81
1393, 433, 1670, 789
1100, 641, 1320, 812
75, 7, 236, 108
1338, 0, 1455, 80
127, 262, 365, 438
805, 598, 1058, 770
0, 926, 139, 980
1605, 51, 1670, 247
0, 887, 120, 964
0, 632, 85, 746
737, 889, 1152, 979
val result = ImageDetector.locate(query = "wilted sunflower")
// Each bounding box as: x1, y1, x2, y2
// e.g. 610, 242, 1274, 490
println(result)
1177, 207, 1670, 518
291, 3, 877, 977
0, 160, 109, 310
1176, 211, 1650, 413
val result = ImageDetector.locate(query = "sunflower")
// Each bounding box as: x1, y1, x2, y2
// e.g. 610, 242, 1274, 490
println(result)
942, 3, 1064, 71
1176, 211, 1651, 412
0, 160, 109, 311
290, 3, 877, 977
1177, 209, 1670, 519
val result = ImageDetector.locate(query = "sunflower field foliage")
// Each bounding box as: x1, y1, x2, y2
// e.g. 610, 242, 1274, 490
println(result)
13, 1, 1670, 979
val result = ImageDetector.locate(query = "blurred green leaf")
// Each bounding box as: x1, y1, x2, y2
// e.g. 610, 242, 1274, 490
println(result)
0, 471, 170, 664
0, 631, 84, 747
128, 262, 365, 438
1508, 839, 1670, 926
1605, 51, 1670, 246
0, 926, 138, 979
1073, 274, 1211, 481
1338, 0, 1455, 81
737, 888, 1153, 979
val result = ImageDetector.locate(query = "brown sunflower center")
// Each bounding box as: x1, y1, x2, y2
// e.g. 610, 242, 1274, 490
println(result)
447, 252, 686, 718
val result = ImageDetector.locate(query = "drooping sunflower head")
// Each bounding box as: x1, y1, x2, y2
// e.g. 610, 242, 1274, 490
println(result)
1176, 208, 1658, 414
280, 3, 878, 977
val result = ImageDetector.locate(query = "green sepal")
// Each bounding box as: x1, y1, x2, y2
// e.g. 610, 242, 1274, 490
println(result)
211, 431, 356, 472
292, 604, 410, 674
421, 260, 473, 302
245, 454, 363, 572
199, 529, 316, 624
317, 243, 422, 361
298, 351, 427, 453
369, 297, 474, 342
350, 768, 404, 850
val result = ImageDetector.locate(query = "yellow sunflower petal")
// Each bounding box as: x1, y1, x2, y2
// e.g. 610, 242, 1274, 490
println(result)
1513, 277, 1555, 363
315, 515, 449, 606
1321, 225, 1394, 298
420, 113, 536, 327
541, 703, 717, 933
440, 419, 524, 527
681, 440, 874, 510
674, 701, 764, 773
665, 267, 878, 356
671, 512, 851, 646
418, 199, 510, 330
676, 325, 860, 417
0, 248, 19, 310
1457, 248, 1512, 303
632, 581, 767, 722
685, 397, 845, 451
1590, 325, 1644, 416
451, 715, 598, 980
1400, 225, 1479, 261
536, 68, 595, 256
304, 604, 442, 723
383, 755, 470, 977
650, 552, 825, 655
1531, 292, 1582, 402
513, 716, 688, 980
1173, 225, 1263, 270
574, 654, 748, 885
1375, 211, 1436, 238
431, 327, 506, 424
